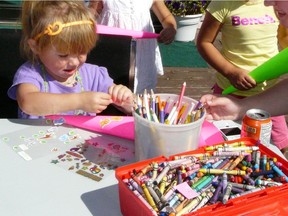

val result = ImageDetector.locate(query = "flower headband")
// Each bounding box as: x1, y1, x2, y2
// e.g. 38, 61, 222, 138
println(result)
34, 20, 94, 41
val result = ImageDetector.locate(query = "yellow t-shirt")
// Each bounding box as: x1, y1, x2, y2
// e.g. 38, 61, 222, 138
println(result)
207, 0, 279, 96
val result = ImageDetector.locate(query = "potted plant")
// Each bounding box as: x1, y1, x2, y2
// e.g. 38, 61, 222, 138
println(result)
165, 0, 210, 42
165, 0, 210, 16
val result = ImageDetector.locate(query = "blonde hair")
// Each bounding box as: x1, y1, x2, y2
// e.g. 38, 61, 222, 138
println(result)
21, 0, 97, 62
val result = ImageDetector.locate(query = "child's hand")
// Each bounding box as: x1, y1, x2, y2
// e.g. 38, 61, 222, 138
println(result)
228, 68, 256, 91
108, 84, 134, 107
158, 26, 176, 44
80, 91, 113, 113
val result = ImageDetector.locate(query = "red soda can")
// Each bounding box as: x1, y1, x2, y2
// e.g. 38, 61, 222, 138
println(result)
241, 109, 272, 146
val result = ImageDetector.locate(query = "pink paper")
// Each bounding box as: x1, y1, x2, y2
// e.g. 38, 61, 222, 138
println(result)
198, 120, 224, 147
46, 115, 223, 146
175, 182, 199, 199
96, 24, 159, 39
46, 115, 134, 140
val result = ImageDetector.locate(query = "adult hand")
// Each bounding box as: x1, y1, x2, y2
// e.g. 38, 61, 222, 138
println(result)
200, 94, 243, 121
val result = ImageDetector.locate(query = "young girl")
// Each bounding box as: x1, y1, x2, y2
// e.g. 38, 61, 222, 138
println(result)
7, 1, 134, 119
197, 0, 288, 153
88, 0, 177, 94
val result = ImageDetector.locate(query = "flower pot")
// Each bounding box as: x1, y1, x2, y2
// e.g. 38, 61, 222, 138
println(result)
175, 14, 203, 42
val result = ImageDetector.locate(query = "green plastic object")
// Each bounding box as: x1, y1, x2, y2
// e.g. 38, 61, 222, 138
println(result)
222, 48, 288, 95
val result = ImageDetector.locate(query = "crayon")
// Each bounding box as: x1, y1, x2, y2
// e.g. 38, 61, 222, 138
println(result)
132, 189, 158, 216
230, 186, 266, 199
141, 183, 159, 212
222, 173, 228, 193
159, 176, 167, 194
146, 181, 163, 210
227, 154, 245, 170
270, 161, 288, 182
255, 179, 283, 187
218, 146, 259, 152
175, 194, 202, 216
229, 182, 257, 190
128, 178, 144, 195
194, 175, 216, 192
153, 164, 171, 186
209, 179, 223, 204
192, 188, 215, 212
168, 193, 183, 208
164, 179, 178, 199
199, 168, 246, 176
249, 169, 275, 178
175, 198, 189, 213
222, 183, 232, 204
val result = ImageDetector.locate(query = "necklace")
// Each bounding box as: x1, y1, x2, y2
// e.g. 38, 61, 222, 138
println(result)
40, 64, 86, 115
61, 72, 78, 87
40, 64, 84, 91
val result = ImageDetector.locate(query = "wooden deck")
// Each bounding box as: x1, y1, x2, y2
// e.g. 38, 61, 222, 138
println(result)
156, 66, 288, 123
156, 67, 216, 100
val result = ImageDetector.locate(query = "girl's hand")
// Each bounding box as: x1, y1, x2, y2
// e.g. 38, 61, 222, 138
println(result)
108, 84, 134, 107
227, 68, 256, 91
158, 26, 176, 44
80, 91, 112, 113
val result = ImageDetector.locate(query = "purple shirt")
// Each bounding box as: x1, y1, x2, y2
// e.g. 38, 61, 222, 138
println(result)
8, 62, 114, 119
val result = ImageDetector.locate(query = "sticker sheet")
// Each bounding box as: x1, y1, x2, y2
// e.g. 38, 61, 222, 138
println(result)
0, 119, 85, 161
50, 134, 135, 182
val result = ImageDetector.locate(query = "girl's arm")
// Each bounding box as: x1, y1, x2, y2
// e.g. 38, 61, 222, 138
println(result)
151, 0, 176, 44
16, 83, 113, 116
196, 12, 256, 90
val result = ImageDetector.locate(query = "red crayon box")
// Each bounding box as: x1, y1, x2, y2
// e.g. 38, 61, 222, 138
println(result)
115, 137, 288, 216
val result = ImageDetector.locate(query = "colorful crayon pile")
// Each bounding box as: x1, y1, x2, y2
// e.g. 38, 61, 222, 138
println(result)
121, 140, 288, 215
133, 87, 205, 125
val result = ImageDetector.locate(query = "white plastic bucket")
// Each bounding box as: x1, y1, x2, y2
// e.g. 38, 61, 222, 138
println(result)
133, 94, 205, 161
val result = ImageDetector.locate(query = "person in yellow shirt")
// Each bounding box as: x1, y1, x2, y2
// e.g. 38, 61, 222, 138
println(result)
197, 0, 288, 152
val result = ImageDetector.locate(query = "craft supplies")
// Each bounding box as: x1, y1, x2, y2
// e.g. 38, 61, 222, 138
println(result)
133, 93, 206, 161
116, 137, 288, 216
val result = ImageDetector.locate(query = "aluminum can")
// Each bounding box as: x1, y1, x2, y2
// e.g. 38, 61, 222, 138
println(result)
241, 109, 272, 146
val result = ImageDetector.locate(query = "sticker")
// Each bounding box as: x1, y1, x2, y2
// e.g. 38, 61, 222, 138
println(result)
18, 151, 32, 161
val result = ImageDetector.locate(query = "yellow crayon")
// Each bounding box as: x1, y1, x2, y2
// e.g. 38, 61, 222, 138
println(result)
199, 168, 246, 176
159, 176, 167, 194
229, 141, 246, 147
141, 183, 159, 212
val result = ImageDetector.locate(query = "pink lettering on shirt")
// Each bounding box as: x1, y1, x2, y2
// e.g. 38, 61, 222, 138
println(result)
231, 15, 275, 26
